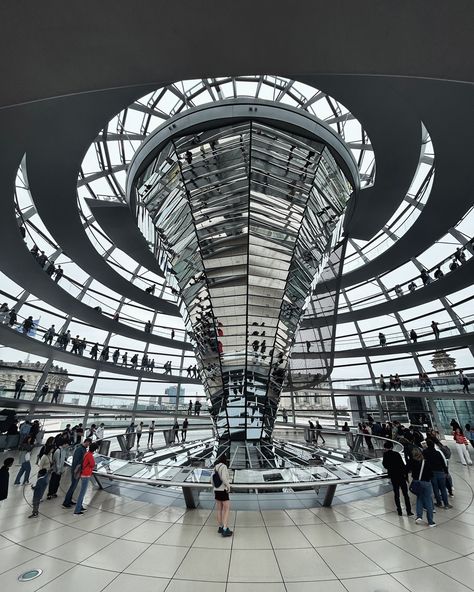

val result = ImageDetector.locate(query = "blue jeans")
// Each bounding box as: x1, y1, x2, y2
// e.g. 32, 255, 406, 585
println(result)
416, 480, 434, 524
74, 477, 90, 513
431, 470, 448, 506
63, 471, 79, 506
14, 461, 31, 484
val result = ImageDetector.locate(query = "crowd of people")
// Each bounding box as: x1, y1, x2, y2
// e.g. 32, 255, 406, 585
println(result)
0, 313, 187, 378
29, 245, 64, 283
381, 418, 473, 526
0, 420, 104, 517
392, 242, 471, 298
0, 414, 212, 517
377, 370, 470, 394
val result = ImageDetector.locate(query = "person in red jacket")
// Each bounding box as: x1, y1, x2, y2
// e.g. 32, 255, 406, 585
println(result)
74, 443, 98, 515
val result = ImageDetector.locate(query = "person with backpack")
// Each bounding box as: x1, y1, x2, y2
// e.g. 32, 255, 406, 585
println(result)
47, 440, 69, 499
37, 437, 54, 472
408, 446, 435, 527
212, 455, 232, 537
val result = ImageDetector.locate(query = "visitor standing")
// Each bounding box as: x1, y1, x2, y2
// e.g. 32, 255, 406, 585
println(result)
51, 386, 61, 404
409, 447, 435, 527
96, 423, 105, 442
315, 420, 326, 445
63, 437, 92, 508
459, 371, 470, 394
47, 441, 69, 499
74, 443, 98, 515
452, 428, 472, 466
0, 458, 14, 505
14, 436, 34, 485
29, 468, 48, 518
14, 375, 26, 399
147, 421, 155, 448
182, 418, 189, 442
382, 441, 413, 516
465, 424, 474, 449
212, 455, 232, 537
423, 439, 451, 509
173, 419, 179, 443
136, 422, 143, 448
38, 383, 49, 402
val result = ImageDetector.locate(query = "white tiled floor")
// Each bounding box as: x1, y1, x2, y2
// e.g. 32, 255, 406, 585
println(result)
1, 450, 473, 592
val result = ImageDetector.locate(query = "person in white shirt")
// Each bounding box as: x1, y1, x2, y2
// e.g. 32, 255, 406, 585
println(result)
96, 423, 105, 441
212, 455, 232, 537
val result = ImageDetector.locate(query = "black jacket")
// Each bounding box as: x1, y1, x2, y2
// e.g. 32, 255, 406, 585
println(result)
408, 458, 433, 481
423, 448, 447, 472
382, 450, 408, 481
0, 466, 10, 500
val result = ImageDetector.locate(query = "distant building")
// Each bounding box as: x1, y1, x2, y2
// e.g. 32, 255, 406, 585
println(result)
0, 359, 72, 403
282, 371, 331, 411
147, 395, 163, 408
431, 350, 457, 375
165, 385, 185, 405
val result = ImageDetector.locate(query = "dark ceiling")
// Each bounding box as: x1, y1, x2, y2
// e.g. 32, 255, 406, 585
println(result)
0, 1, 472, 308
0, 1, 473, 109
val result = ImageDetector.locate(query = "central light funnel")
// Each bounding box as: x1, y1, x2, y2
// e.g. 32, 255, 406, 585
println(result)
128, 101, 356, 442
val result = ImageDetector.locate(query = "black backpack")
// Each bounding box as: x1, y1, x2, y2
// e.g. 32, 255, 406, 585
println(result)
438, 444, 452, 460
212, 465, 223, 488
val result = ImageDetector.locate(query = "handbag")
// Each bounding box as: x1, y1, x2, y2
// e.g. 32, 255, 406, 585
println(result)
409, 459, 425, 495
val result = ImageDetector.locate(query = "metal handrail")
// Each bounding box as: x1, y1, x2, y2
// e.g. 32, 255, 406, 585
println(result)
82, 431, 400, 491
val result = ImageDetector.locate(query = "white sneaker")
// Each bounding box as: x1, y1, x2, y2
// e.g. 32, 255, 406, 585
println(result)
429, 522, 436, 527
415, 518, 423, 523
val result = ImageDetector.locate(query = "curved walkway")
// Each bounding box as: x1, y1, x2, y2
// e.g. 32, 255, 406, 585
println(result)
293, 332, 474, 359
303, 257, 474, 328
24, 87, 178, 317
85, 199, 165, 279
332, 78, 474, 291
0, 397, 210, 420
0, 324, 198, 383
0, 444, 473, 591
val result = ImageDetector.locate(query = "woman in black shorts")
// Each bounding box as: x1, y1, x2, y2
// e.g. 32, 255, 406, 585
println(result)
213, 455, 232, 537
